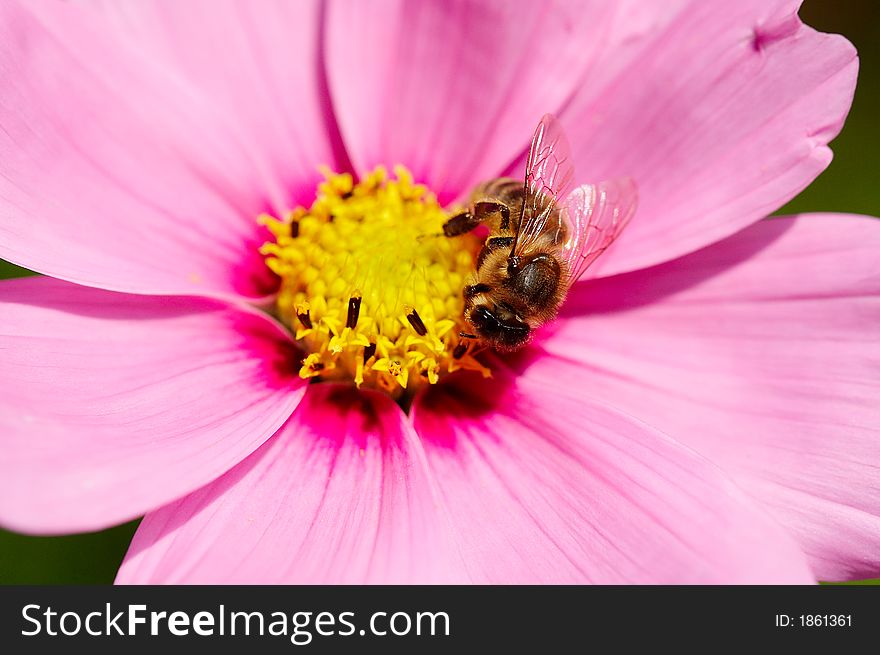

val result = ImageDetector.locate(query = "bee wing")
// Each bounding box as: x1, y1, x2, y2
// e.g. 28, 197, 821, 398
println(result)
560, 177, 638, 285
511, 114, 574, 258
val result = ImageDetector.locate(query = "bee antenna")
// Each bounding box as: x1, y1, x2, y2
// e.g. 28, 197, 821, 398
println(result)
459, 331, 477, 339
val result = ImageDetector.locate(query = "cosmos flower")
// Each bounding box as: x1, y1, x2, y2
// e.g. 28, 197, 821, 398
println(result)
0, 0, 877, 584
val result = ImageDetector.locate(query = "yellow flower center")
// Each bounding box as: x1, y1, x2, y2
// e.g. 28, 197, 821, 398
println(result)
260, 166, 490, 398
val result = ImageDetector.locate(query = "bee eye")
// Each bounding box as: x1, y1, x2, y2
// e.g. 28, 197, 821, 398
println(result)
470, 306, 499, 331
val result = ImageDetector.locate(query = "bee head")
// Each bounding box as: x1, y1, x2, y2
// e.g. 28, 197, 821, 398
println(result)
467, 303, 531, 351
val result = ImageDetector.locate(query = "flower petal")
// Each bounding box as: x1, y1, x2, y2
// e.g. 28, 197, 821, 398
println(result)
510, 0, 857, 276
0, 277, 305, 533
116, 384, 458, 584
534, 213, 880, 581
324, 0, 615, 203
0, 1, 285, 299
411, 367, 813, 583
88, 0, 339, 205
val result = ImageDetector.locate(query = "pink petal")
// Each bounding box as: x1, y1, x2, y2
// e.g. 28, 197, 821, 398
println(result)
0, 1, 291, 299
324, 0, 615, 203
511, 0, 857, 276
89, 0, 339, 205
411, 368, 813, 583
0, 277, 305, 533
533, 213, 880, 581
116, 384, 460, 584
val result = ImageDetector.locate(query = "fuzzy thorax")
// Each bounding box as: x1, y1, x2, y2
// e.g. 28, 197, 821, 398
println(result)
260, 166, 489, 397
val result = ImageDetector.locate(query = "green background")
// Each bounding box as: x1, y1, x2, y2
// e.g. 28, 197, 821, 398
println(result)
1, 1, 878, 584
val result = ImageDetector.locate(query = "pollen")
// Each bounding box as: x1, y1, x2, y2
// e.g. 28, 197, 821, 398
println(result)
260, 166, 490, 397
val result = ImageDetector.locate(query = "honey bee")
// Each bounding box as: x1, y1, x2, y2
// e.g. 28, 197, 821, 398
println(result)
444, 114, 638, 351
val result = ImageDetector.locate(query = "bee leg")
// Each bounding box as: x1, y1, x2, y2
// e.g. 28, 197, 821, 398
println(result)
443, 200, 512, 237
442, 210, 482, 237
473, 201, 511, 231
453, 340, 470, 359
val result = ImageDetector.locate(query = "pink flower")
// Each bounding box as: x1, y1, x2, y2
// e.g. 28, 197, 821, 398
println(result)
0, 0, 876, 584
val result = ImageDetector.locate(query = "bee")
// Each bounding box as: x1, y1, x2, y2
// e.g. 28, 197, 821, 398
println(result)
443, 113, 638, 351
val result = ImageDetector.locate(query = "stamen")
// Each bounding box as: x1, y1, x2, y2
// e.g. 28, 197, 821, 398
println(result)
405, 305, 428, 336
296, 303, 313, 330
346, 292, 362, 329
260, 166, 491, 396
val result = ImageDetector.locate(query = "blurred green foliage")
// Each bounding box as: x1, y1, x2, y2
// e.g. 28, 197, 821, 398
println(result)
0, 522, 138, 584
0, 259, 33, 280
0, 0, 877, 584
